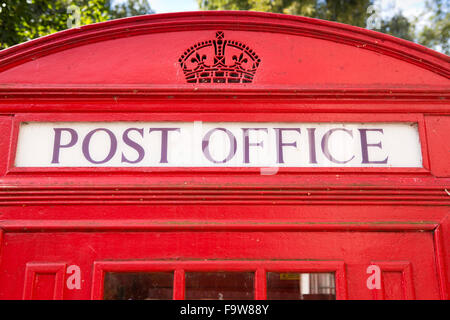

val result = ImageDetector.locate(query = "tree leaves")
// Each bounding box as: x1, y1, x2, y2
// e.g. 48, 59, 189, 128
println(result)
198, 0, 448, 54
0, 0, 154, 49
418, 0, 449, 54
0, 0, 447, 55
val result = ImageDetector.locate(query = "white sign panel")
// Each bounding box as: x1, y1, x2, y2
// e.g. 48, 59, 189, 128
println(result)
15, 122, 422, 168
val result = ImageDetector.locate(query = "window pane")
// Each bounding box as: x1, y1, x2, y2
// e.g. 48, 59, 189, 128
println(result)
267, 272, 336, 300
103, 272, 173, 300
185, 272, 254, 300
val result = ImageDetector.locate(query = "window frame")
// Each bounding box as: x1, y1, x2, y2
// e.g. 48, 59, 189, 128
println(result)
91, 260, 346, 300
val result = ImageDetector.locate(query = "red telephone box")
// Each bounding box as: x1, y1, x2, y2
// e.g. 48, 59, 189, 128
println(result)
0, 12, 448, 300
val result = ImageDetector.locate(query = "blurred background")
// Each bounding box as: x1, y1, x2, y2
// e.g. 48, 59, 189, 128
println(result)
0, 0, 448, 54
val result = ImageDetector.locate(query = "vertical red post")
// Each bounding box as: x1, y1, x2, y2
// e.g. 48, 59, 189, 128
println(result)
255, 268, 266, 300
173, 268, 185, 300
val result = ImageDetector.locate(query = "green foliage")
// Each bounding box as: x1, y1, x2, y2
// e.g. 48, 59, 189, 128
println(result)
0, 0, 447, 54
0, 0, 153, 49
108, 0, 154, 19
198, 0, 448, 54
380, 12, 415, 42
197, 0, 252, 11
289, 0, 372, 28
418, 0, 449, 55
198, 0, 373, 27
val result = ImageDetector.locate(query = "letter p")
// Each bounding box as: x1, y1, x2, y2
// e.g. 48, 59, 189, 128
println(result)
52, 128, 78, 164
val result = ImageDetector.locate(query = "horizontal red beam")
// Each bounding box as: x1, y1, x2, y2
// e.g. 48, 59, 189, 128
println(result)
0, 220, 438, 232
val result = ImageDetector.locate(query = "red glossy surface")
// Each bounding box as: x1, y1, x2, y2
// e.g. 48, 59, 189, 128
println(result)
0, 11, 448, 300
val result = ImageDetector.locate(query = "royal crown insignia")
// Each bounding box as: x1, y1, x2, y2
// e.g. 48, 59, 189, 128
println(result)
179, 31, 261, 84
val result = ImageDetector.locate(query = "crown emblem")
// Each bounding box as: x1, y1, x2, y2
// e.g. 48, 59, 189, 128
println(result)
179, 31, 261, 84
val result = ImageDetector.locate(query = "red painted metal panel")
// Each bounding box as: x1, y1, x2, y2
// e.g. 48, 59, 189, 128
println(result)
382, 272, 404, 299
0, 205, 446, 228
370, 261, 415, 300
0, 116, 12, 177
255, 268, 266, 300
0, 12, 448, 300
425, 116, 450, 177
22, 262, 66, 300
173, 269, 185, 300
0, 229, 3, 274
434, 222, 449, 300
0, 230, 441, 299
0, 13, 448, 87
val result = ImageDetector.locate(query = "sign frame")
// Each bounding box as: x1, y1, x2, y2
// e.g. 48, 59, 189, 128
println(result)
7, 112, 430, 175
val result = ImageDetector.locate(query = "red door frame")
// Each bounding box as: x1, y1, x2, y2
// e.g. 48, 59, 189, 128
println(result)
0, 220, 446, 300
91, 260, 347, 300
0, 12, 448, 300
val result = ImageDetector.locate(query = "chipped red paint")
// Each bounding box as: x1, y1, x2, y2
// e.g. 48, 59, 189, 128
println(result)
0, 11, 448, 300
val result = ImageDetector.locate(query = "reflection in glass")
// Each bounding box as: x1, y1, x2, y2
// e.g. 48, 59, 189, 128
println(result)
267, 272, 336, 300
103, 272, 173, 300
185, 272, 254, 300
